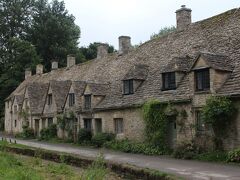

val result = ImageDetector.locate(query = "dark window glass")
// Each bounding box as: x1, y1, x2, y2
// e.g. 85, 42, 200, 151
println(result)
15, 120, 17, 127
42, 119, 46, 129
123, 80, 134, 95
114, 118, 124, 134
162, 72, 176, 90
196, 111, 205, 131
84, 95, 91, 109
48, 94, 52, 105
69, 93, 75, 107
84, 119, 92, 131
48, 118, 53, 126
195, 69, 210, 91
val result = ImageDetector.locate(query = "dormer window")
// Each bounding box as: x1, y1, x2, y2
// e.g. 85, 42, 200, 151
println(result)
195, 68, 210, 91
69, 93, 75, 107
84, 95, 91, 109
123, 80, 134, 95
47, 94, 52, 105
162, 72, 176, 90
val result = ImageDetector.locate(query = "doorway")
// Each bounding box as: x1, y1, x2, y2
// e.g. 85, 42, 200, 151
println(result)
35, 119, 40, 137
167, 119, 177, 149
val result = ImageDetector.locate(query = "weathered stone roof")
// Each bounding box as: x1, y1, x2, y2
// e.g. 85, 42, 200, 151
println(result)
15, 94, 24, 105
71, 81, 86, 110
27, 82, 49, 114
50, 80, 71, 112
8, 8, 240, 111
123, 64, 149, 80
161, 56, 194, 73
87, 83, 109, 96
192, 52, 233, 71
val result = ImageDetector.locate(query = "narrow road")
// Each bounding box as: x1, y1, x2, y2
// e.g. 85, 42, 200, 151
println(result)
1, 136, 240, 180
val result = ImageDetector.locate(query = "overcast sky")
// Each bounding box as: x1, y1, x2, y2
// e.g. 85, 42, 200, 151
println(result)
63, 0, 240, 48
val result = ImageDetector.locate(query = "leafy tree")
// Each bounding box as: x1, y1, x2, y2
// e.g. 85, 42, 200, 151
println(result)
29, 0, 81, 70
150, 26, 176, 40
0, 0, 40, 130
79, 42, 115, 61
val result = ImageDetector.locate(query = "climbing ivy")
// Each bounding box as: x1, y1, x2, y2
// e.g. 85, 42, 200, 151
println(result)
202, 96, 236, 139
142, 100, 177, 150
57, 111, 76, 141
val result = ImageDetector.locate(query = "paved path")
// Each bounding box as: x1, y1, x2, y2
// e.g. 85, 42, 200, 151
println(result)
1, 136, 240, 180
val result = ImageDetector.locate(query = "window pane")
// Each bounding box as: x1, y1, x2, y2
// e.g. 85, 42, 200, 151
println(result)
124, 80, 129, 94
69, 93, 75, 106
162, 72, 176, 90
123, 80, 134, 95
129, 80, 133, 94
48, 94, 52, 105
164, 73, 169, 89
195, 69, 210, 91
84, 95, 91, 109
169, 72, 176, 89
114, 118, 123, 134
84, 119, 92, 131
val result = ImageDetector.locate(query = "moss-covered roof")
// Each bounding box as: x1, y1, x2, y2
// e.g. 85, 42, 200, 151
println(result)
8, 8, 240, 111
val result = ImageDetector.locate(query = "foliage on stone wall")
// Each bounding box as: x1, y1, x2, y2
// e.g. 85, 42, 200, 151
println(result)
57, 111, 76, 141
142, 100, 177, 150
202, 96, 235, 137
40, 124, 57, 140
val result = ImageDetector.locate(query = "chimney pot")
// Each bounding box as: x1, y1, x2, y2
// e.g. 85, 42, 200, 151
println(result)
51, 60, 58, 70
176, 5, 192, 30
67, 55, 76, 68
119, 36, 131, 55
36, 64, 43, 75
97, 43, 108, 59
25, 68, 32, 79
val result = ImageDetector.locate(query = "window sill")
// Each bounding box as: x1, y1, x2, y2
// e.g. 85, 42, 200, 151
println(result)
123, 93, 134, 96
161, 88, 176, 91
194, 90, 211, 95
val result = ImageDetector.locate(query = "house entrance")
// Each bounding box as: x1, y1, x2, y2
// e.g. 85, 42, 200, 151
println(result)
35, 119, 40, 137
73, 118, 78, 143
167, 119, 177, 148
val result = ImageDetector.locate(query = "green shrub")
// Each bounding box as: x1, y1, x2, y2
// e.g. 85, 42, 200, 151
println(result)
78, 129, 92, 144
104, 139, 168, 155
48, 124, 57, 137
173, 141, 200, 159
194, 151, 227, 162
40, 124, 57, 140
18, 125, 35, 139
40, 128, 49, 140
227, 148, 240, 163
91, 133, 115, 147
142, 100, 177, 151
202, 96, 235, 138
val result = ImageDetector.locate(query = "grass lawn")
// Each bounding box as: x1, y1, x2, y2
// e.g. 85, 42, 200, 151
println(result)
0, 150, 121, 180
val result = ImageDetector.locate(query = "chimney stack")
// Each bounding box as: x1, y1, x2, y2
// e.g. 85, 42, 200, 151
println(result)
36, 64, 43, 75
176, 5, 192, 30
97, 43, 108, 59
119, 36, 131, 55
51, 60, 58, 70
67, 55, 76, 68
25, 68, 32, 79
